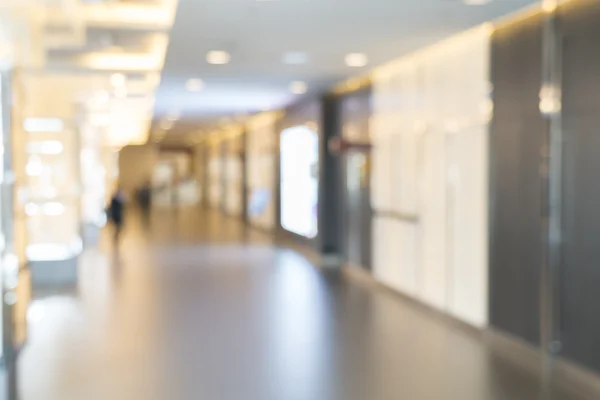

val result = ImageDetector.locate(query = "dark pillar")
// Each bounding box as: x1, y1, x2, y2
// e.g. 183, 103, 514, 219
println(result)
318, 95, 343, 265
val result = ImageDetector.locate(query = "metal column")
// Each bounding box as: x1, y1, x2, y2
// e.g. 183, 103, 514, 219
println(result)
539, 0, 563, 376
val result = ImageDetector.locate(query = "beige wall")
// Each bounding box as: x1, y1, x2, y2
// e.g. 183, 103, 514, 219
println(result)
118, 144, 159, 197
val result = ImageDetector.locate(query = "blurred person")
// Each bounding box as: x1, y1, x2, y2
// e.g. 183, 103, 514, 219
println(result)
136, 181, 152, 227
107, 187, 126, 245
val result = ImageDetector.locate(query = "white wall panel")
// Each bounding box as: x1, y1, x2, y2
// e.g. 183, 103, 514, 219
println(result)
446, 126, 488, 327
391, 130, 420, 216
370, 25, 491, 327
418, 131, 447, 310
373, 217, 392, 288
373, 217, 419, 297
392, 220, 419, 296
370, 130, 393, 212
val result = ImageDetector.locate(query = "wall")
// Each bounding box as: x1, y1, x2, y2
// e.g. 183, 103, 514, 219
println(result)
223, 134, 244, 217
559, 0, 600, 373
371, 26, 490, 328
193, 145, 207, 204
207, 141, 222, 208
489, 13, 544, 345
338, 88, 372, 270
246, 113, 278, 230
118, 144, 159, 197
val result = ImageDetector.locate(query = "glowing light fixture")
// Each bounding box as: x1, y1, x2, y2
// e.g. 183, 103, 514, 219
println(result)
26, 141, 64, 155
43, 202, 65, 216
463, 0, 492, 4
206, 51, 231, 65
283, 52, 309, 65
542, 0, 558, 13
539, 84, 562, 115
289, 81, 308, 95
25, 203, 40, 217
24, 118, 64, 133
110, 73, 126, 87
345, 53, 369, 68
25, 157, 43, 176
185, 78, 204, 92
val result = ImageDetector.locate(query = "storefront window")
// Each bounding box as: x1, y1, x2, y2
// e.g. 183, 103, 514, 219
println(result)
280, 125, 319, 238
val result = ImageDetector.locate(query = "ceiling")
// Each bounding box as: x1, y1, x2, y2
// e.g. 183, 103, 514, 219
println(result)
153, 0, 538, 142
0, 0, 177, 147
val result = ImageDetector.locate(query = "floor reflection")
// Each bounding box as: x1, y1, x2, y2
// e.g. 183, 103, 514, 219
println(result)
13, 208, 594, 400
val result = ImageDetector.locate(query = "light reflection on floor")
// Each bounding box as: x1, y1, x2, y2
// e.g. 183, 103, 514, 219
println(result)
15, 209, 594, 400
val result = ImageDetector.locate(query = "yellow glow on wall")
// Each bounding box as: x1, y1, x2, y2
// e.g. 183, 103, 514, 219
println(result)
83, 3, 176, 28
247, 111, 283, 131
105, 118, 150, 147
374, 23, 493, 82
79, 51, 165, 72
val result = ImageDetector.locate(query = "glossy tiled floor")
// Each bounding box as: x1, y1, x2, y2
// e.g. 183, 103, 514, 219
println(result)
16, 208, 592, 400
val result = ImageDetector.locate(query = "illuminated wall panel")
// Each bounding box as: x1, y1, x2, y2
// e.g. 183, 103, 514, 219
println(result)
246, 114, 277, 230
280, 126, 319, 239
371, 25, 490, 327
207, 143, 222, 208
223, 135, 243, 217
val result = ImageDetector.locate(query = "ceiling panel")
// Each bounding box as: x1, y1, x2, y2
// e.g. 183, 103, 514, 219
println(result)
154, 0, 538, 139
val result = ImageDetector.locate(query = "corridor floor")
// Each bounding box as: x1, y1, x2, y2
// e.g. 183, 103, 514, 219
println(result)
17, 209, 591, 400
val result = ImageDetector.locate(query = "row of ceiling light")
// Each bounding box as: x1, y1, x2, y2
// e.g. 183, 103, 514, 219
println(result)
154, 0, 495, 140
181, 50, 369, 97
155, 50, 369, 136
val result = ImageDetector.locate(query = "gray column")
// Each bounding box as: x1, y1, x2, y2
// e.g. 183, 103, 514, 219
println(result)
317, 95, 343, 265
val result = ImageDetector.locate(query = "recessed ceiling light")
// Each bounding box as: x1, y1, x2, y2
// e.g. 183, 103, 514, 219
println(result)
110, 73, 126, 87
463, 0, 492, 5
345, 53, 369, 68
282, 52, 309, 65
289, 81, 308, 95
185, 78, 204, 92
206, 51, 231, 65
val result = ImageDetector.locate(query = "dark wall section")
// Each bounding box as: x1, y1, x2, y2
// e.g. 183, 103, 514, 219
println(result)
489, 14, 545, 346
319, 96, 343, 258
559, 0, 600, 373
337, 88, 372, 270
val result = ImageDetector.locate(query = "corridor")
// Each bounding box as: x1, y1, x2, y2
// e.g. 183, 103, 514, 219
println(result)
16, 209, 590, 400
